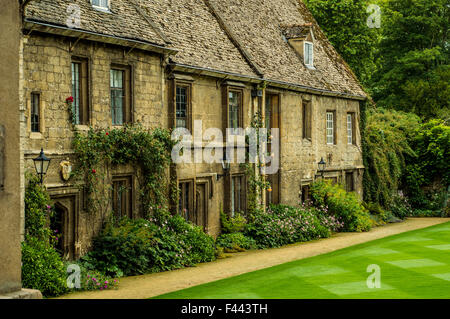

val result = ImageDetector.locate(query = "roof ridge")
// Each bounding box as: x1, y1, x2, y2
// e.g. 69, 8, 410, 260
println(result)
129, 0, 171, 45
202, 0, 264, 78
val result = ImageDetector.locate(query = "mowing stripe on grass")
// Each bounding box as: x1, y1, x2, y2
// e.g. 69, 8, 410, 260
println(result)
153, 221, 450, 299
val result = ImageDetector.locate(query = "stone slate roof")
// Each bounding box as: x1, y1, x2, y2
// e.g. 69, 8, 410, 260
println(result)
135, 0, 257, 77
282, 24, 313, 40
24, 0, 167, 46
24, 0, 366, 98
206, 0, 366, 97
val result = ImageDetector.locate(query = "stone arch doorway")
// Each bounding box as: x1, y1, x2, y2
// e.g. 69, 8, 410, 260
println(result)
50, 196, 76, 260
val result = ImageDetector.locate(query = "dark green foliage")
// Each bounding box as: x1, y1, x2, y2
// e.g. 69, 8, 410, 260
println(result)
82, 213, 216, 277
362, 108, 421, 207
310, 180, 373, 232
388, 194, 414, 219
215, 233, 257, 252
371, 0, 449, 119
405, 120, 450, 210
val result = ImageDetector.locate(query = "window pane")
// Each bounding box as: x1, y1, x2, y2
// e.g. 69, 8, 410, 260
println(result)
326, 112, 334, 144
71, 62, 80, 125
229, 91, 240, 132
31, 93, 40, 132
347, 114, 353, 145
111, 69, 124, 125
176, 86, 188, 128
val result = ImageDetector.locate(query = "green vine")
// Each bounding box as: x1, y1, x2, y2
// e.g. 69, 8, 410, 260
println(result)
243, 111, 271, 214
72, 124, 175, 219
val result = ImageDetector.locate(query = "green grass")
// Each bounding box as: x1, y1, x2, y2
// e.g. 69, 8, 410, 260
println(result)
153, 222, 450, 299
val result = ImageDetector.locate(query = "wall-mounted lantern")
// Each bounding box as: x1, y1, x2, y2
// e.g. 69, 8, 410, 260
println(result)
318, 157, 326, 178
33, 148, 51, 184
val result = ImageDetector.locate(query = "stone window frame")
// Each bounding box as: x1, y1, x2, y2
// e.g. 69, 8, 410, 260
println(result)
302, 98, 312, 141
71, 56, 90, 126
110, 64, 133, 126
326, 110, 336, 145
27, 90, 45, 139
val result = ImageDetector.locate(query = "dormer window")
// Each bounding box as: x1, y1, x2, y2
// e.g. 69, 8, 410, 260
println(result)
304, 41, 314, 67
91, 0, 110, 11
282, 23, 315, 69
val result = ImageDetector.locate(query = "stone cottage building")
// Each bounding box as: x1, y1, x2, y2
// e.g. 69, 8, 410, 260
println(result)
20, 0, 366, 259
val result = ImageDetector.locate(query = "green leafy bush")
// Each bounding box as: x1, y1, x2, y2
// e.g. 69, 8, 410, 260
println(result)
215, 233, 257, 252
311, 180, 373, 232
21, 176, 69, 297
244, 204, 343, 249
220, 211, 247, 234
22, 236, 68, 297
83, 213, 216, 277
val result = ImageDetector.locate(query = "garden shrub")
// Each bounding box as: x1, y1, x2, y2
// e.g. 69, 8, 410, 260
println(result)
311, 180, 373, 232
21, 176, 68, 297
388, 194, 414, 219
22, 237, 68, 297
363, 201, 398, 224
220, 211, 247, 234
83, 212, 216, 277
215, 233, 257, 252
244, 204, 343, 249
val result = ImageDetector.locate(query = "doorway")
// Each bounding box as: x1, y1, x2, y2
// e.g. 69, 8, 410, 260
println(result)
50, 196, 76, 260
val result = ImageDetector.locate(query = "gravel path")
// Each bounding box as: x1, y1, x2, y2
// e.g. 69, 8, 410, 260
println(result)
57, 217, 449, 299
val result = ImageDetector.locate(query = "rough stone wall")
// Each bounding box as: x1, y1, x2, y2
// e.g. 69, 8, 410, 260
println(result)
20, 33, 166, 255
0, 0, 22, 294
173, 75, 253, 238
278, 90, 363, 205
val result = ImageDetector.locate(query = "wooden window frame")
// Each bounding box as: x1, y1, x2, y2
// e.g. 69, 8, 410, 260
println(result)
112, 175, 134, 220
110, 65, 132, 126
231, 174, 246, 217
71, 57, 90, 125
223, 85, 244, 137
302, 99, 312, 140
347, 112, 356, 145
326, 111, 336, 145
173, 81, 192, 131
178, 179, 194, 222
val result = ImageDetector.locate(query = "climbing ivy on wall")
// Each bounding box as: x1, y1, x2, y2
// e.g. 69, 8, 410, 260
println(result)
72, 125, 175, 219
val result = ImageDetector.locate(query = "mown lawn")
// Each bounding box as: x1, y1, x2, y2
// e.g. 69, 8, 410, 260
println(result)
153, 222, 450, 299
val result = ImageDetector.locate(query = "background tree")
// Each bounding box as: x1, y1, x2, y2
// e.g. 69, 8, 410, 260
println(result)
304, 0, 381, 86
370, 0, 449, 120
